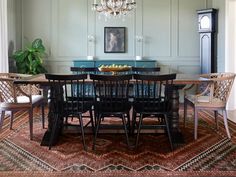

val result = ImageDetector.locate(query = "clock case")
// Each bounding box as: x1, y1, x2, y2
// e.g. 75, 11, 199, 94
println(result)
197, 8, 217, 74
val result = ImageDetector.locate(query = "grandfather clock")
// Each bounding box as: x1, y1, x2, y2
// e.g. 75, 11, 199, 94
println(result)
197, 8, 217, 74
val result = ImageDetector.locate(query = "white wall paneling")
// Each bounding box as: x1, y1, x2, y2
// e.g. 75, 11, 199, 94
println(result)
212, 0, 226, 72
178, 0, 206, 57
225, 0, 236, 110
0, 0, 9, 72
94, 2, 136, 59
135, 0, 143, 59
87, 0, 96, 58
7, 0, 17, 72
45, 60, 72, 74
9, 0, 219, 74
22, 0, 51, 52
143, 0, 171, 57
57, 0, 87, 57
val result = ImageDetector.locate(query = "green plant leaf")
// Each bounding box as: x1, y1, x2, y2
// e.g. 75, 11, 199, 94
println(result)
12, 38, 47, 74
32, 38, 45, 52
26, 47, 36, 53
12, 50, 23, 58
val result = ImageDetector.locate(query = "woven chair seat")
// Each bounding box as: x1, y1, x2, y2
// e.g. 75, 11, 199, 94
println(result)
186, 95, 225, 108
17, 95, 44, 104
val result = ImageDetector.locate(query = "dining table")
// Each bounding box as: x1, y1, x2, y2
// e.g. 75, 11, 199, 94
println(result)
14, 73, 210, 145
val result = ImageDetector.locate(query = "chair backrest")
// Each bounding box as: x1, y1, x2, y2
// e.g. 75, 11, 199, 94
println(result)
70, 67, 98, 74
0, 77, 16, 103
70, 67, 98, 97
133, 73, 176, 113
45, 74, 88, 115
90, 74, 133, 113
201, 73, 236, 103
0, 73, 34, 103
132, 67, 160, 75
0, 73, 22, 79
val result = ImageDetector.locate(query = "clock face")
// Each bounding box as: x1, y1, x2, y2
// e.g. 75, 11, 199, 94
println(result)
200, 15, 210, 29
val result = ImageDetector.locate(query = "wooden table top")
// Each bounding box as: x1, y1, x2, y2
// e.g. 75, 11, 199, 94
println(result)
14, 73, 210, 85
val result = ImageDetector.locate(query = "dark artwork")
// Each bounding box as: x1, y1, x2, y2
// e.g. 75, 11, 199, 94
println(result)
104, 27, 125, 53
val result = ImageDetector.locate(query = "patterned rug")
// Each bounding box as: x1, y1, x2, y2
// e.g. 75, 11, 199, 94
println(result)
0, 107, 236, 177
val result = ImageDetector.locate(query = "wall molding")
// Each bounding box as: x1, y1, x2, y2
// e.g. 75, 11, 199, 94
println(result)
19, 0, 207, 74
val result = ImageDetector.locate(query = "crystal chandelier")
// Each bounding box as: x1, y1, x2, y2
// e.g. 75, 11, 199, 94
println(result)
92, 0, 136, 19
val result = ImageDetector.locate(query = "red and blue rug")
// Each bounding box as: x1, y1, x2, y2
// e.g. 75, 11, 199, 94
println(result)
0, 108, 236, 176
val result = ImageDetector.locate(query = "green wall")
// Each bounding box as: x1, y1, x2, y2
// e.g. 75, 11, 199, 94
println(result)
7, 0, 226, 74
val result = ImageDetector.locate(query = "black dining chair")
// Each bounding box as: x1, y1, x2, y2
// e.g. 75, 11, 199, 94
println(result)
70, 67, 98, 102
70, 67, 98, 125
132, 73, 176, 151
70, 67, 99, 75
132, 67, 160, 74
90, 74, 133, 150
45, 74, 94, 150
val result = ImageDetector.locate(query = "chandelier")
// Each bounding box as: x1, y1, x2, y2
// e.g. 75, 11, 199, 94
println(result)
92, 0, 136, 19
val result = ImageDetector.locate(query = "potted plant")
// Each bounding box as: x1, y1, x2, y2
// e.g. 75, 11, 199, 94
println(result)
12, 38, 47, 74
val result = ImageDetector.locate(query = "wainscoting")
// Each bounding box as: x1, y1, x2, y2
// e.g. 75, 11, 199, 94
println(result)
8, 0, 224, 74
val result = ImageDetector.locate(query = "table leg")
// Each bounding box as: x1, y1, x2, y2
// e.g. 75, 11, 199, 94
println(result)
40, 86, 63, 146
169, 85, 185, 144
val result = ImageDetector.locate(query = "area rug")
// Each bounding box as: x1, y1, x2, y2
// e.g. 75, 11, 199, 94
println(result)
0, 108, 236, 177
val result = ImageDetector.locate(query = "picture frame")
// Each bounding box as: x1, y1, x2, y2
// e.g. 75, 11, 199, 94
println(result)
104, 27, 125, 53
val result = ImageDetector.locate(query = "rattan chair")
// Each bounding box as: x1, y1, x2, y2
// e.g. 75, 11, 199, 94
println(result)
0, 73, 45, 140
184, 73, 236, 140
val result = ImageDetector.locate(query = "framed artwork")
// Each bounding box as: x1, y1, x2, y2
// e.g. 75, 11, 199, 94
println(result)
104, 27, 125, 53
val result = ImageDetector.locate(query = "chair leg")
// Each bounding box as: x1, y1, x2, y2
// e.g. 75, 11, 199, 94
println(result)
28, 108, 33, 140
184, 99, 187, 128
89, 109, 95, 135
78, 114, 87, 151
131, 109, 136, 135
29, 109, 33, 140
194, 108, 198, 140
135, 114, 143, 148
41, 104, 45, 129
93, 114, 102, 150
222, 109, 231, 139
126, 111, 131, 134
164, 114, 173, 151
214, 110, 218, 130
0, 111, 5, 130
94, 110, 98, 127
122, 114, 130, 148
10, 111, 14, 130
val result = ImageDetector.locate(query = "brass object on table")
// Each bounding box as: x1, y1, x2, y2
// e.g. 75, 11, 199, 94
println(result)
98, 65, 131, 75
